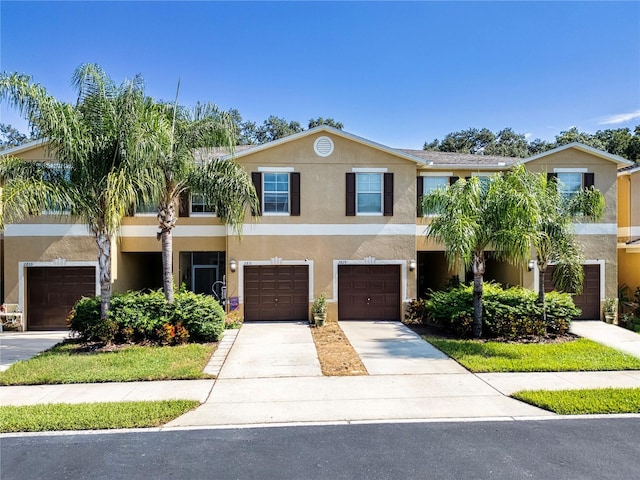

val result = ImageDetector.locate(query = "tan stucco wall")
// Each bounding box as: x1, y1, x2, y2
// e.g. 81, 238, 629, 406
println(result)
3, 235, 97, 304
237, 132, 417, 225
619, 249, 640, 292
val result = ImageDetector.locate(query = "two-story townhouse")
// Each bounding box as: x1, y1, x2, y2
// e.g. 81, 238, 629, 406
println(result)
618, 165, 640, 293
1, 126, 634, 330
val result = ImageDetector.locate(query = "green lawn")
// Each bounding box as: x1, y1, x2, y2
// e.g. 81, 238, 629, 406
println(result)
425, 337, 640, 372
512, 388, 640, 415
0, 341, 216, 385
0, 400, 199, 432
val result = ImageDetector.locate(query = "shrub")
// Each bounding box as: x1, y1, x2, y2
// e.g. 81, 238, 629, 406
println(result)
68, 289, 225, 344
412, 283, 578, 339
172, 290, 225, 342
67, 296, 117, 343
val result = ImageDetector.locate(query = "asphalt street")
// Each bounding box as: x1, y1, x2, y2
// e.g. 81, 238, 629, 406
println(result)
2, 418, 639, 480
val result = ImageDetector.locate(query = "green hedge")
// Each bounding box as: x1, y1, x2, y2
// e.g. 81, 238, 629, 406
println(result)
68, 290, 225, 344
405, 283, 579, 338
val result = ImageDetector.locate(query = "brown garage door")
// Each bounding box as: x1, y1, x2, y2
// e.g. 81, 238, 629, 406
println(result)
338, 264, 401, 321
244, 265, 309, 321
544, 264, 600, 320
27, 266, 96, 330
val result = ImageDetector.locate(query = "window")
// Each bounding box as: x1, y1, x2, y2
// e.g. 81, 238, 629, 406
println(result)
135, 202, 157, 216
251, 171, 300, 217
356, 173, 383, 214
346, 172, 393, 216
190, 192, 215, 215
263, 172, 290, 214
43, 164, 71, 214
557, 172, 583, 198
422, 176, 448, 196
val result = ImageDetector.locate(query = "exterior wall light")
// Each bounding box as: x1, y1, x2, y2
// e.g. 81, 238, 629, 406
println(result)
230, 259, 237, 273
409, 259, 417, 272
527, 260, 536, 271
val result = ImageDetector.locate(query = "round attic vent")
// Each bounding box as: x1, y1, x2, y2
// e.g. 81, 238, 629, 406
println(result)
314, 136, 334, 157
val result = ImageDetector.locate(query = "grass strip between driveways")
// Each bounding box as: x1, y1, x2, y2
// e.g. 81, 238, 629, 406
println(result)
512, 388, 640, 415
424, 337, 640, 372
0, 400, 199, 432
0, 342, 216, 385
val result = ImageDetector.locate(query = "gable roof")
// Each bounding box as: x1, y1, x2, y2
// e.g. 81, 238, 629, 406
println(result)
222, 125, 428, 165
519, 142, 634, 167
0, 139, 47, 157
618, 164, 640, 176
400, 149, 517, 169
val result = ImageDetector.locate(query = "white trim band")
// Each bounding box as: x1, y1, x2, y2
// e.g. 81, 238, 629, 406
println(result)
618, 226, 640, 237
120, 225, 227, 237
5, 224, 91, 237
571, 223, 617, 235
239, 223, 416, 236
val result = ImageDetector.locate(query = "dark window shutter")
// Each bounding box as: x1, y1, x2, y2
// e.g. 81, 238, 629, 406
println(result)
383, 172, 394, 216
465, 176, 471, 181
346, 173, 356, 216
547, 172, 558, 181
449, 176, 459, 185
251, 172, 262, 216
179, 191, 190, 217
583, 172, 595, 188
416, 176, 424, 217
290, 172, 300, 216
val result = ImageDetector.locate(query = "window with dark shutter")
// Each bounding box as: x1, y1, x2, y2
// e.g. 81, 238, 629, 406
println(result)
383, 172, 394, 216
290, 172, 300, 216
547, 172, 558, 181
346, 173, 356, 216
449, 176, 459, 185
416, 176, 424, 217
251, 172, 262, 216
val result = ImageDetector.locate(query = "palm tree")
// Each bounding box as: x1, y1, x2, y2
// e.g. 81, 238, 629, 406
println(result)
422, 166, 540, 337
152, 98, 258, 302
533, 175, 605, 320
0, 64, 170, 319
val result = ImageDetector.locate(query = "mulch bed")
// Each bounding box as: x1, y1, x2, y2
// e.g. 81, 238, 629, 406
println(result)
310, 318, 368, 376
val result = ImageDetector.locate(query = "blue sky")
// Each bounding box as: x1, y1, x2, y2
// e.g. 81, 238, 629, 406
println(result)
1, 1, 639, 148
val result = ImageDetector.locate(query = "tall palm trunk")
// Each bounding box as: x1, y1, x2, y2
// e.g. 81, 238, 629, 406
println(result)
96, 232, 112, 320
157, 201, 177, 302
472, 250, 485, 338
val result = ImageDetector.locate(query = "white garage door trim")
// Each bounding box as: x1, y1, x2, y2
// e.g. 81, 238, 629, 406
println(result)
331, 259, 409, 304
237, 259, 314, 306
531, 258, 605, 302
18, 260, 100, 318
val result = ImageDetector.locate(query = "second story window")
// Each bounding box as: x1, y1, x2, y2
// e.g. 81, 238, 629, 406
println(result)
251, 170, 300, 217
557, 172, 583, 198
190, 192, 215, 215
263, 172, 290, 214
356, 173, 383, 214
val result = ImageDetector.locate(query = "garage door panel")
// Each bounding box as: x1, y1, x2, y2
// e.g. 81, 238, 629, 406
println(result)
544, 264, 600, 320
338, 265, 401, 321
27, 266, 96, 331
244, 265, 309, 321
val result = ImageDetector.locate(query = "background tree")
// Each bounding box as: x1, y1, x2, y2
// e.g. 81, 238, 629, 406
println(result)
0, 123, 32, 150
308, 117, 344, 129
0, 64, 170, 319
422, 166, 539, 337
153, 97, 258, 302
423, 125, 640, 162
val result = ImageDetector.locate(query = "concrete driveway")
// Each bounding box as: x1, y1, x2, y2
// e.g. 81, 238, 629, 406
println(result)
0, 331, 69, 371
167, 320, 547, 427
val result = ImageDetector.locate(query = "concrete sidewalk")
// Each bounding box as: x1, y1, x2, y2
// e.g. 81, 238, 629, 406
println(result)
2, 320, 640, 427
570, 320, 640, 359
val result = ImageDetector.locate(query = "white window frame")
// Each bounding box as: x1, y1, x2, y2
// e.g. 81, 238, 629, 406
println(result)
355, 172, 383, 216
262, 171, 291, 216
555, 171, 583, 198
189, 192, 216, 216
